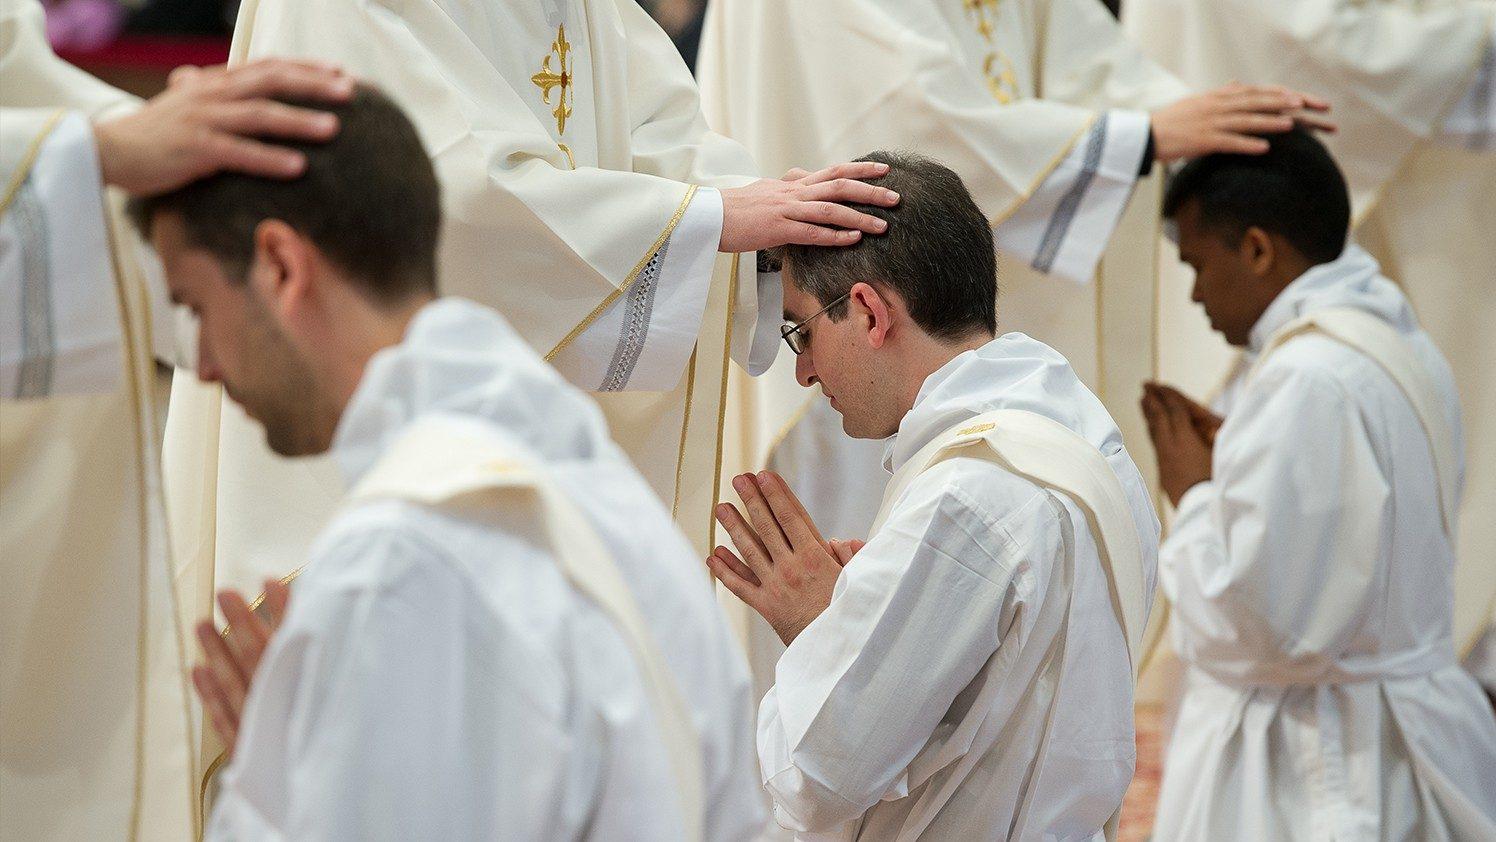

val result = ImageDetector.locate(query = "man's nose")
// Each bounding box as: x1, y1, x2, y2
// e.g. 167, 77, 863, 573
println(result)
795, 351, 818, 388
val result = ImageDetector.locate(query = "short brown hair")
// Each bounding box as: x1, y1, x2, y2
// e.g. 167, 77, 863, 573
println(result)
129, 83, 440, 304
778, 150, 997, 340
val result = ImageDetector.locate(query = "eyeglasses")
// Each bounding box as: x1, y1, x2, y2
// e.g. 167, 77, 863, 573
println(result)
780, 292, 850, 355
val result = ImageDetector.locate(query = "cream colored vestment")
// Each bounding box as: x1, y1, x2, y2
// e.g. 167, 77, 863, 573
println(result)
1, 1, 197, 834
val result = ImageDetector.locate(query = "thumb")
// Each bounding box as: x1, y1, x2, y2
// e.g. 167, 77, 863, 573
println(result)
829, 539, 865, 566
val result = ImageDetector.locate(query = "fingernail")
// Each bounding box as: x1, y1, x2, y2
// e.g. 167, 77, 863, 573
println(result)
317, 113, 339, 131
885, 190, 900, 202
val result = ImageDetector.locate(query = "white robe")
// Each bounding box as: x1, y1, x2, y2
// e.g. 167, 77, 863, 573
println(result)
209, 299, 764, 841
756, 335, 1159, 841
1153, 247, 1496, 840
0, 1, 197, 836
1124, 0, 1496, 683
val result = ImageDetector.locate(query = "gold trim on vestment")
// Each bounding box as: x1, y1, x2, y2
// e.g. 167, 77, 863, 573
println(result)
0, 109, 67, 214
544, 184, 699, 362
670, 349, 699, 521
114, 192, 206, 838
101, 189, 158, 842
199, 563, 308, 825
707, 255, 741, 547
197, 752, 226, 822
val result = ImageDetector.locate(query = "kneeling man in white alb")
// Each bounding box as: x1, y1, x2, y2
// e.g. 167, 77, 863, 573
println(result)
708, 151, 1160, 841
1142, 127, 1496, 841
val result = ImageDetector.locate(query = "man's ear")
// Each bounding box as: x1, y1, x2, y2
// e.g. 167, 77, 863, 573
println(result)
250, 219, 316, 317
850, 281, 891, 350
1241, 226, 1276, 279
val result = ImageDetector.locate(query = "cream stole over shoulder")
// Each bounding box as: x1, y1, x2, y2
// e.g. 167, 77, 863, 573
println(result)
345, 417, 704, 842
1250, 307, 1469, 638
868, 409, 1148, 840
1137, 308, 1474, 699
873, 409, 1148, 674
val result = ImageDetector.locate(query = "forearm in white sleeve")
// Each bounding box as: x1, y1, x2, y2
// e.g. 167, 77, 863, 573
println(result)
549, 185, 722, 392
732, 249, 784, 377
0, 110, 121, 399
992, 109, 1150, 285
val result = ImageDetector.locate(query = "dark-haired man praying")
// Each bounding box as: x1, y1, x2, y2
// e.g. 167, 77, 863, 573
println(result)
133, 85, 764, 841
1142, 127, 1496, 840
707, 151, 1160, 840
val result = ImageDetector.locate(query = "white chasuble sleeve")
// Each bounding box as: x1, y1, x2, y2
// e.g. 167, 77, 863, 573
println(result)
550, 185, 720, 391
229, 0, 758, 392
756, 464, 1020, 833
1161, 362, 1386, 680
994, 109, 1151, 284
0, 109, 121, 399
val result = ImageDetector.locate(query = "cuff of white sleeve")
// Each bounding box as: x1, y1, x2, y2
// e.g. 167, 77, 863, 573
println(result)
736, 260, 783, 376
1172, 480, 1214, 523
547, 184, 722, 391
993, 109, 1150, 285
2, 113, 123, 397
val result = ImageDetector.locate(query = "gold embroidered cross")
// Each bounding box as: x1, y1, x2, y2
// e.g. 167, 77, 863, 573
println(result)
964, 0, 1002, 42
983, 52, 1019, 104
531, 23, 574, 137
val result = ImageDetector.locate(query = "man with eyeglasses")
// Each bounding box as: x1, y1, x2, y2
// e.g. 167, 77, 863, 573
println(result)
707, 150, 1160, 840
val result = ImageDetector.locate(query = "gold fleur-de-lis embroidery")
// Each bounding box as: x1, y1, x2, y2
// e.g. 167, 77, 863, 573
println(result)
982, 52, 1020, 104
964, 0, 1002, 42
531, 23, 574, 137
